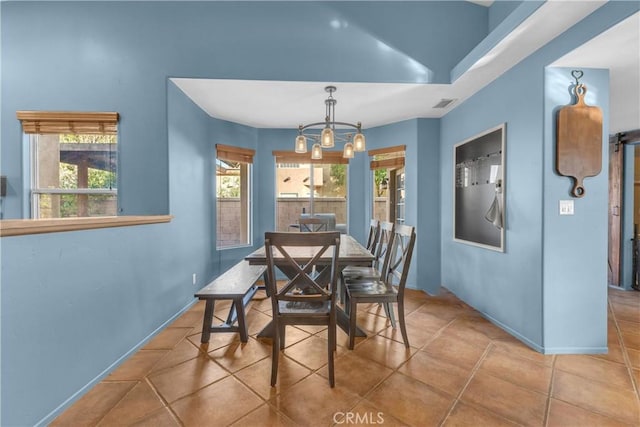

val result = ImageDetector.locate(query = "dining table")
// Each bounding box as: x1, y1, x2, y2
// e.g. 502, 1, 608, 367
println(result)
244, 233, 375, 338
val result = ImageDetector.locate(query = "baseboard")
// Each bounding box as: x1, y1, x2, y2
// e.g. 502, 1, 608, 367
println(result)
539, 346, 608, 355
468, 304, 608, 355
481, 311, 545, 353
35, 298, 198, 427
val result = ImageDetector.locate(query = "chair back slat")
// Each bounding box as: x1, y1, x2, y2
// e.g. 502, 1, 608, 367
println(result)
273, 242, 332, 295
382, 224, 416, 296
299, 217, 329, 232
372, 222, 396, 275
365, 219, 381, 254
264, 231, 341, 312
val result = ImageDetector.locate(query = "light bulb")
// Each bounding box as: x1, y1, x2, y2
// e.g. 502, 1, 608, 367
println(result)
295, 135, 307, 153
343, 142, 354, 158
311, 143, 322, 159
320, 127, 334, 148
353, 132, 366, 152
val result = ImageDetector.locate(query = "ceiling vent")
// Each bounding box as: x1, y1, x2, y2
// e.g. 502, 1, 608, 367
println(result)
433, 98, 456, 109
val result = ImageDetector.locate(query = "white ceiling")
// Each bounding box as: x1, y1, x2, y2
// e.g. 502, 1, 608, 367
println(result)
552, 11, 640, 134
173, 2, 638, 134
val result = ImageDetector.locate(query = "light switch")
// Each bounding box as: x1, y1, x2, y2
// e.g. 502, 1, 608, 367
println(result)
559, 200, 574, 215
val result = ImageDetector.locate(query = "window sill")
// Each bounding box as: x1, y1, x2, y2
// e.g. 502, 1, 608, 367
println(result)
216, 243, 253, 251
0, 215, 173, 237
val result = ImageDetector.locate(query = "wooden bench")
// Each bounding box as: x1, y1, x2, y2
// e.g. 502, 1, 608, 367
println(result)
194, 261, 267, 343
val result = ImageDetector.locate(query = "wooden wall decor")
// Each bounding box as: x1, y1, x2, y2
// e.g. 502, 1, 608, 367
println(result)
556, 70, 603, 198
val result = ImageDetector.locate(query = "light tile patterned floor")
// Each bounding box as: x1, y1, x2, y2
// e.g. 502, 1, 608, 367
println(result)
52, 287, 640, 426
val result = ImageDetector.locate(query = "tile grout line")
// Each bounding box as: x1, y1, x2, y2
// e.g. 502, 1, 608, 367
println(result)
90, 380, 140, 427
144, 376, 185, 427
95, 339, 196, 427
542, 354, 558, 427
163, 332, 290, 426
608, 296, 640, 404
54, 290, 640, 426
147, 338, 249, 425
145, 339, 209, 427
438, 340, 493, 426
338, 300, 441, 425
346, 310, 473, 426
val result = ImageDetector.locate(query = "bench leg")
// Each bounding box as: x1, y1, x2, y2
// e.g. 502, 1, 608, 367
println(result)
234, 297, 249, 343
201, 299, 215, 343
225, 301, 238, 326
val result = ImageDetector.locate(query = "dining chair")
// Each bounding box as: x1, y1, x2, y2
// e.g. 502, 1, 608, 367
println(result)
336, 219, 380, 304
365, 219, 381, 254
264, 231, 341, 387
343, 224, 416, 349
299, 217, 329, 232
342, 221, 394, 280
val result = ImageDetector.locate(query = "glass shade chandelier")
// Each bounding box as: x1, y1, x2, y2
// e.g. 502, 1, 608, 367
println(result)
294, 86, 366, 159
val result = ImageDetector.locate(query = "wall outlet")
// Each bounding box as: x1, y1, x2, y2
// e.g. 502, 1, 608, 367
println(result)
559, 200, 574, 215
192, 273, 197, 285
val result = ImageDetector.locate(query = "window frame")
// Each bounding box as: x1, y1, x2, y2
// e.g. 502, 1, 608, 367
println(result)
273, 151, 349, 232
17, 111, 119, 219
215, 144, 255, 250
369, 145, 406, 225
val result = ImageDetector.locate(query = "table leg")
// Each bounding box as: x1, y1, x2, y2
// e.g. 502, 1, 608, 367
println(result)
336, 306, 366, 337
200, 299, 215, 343
257, 264, 367, 340
257, 320, 275, 338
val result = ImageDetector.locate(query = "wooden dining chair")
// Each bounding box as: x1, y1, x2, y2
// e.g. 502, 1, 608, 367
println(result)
299, 217, 329, 232
340, 221, 395, 293
344, 224, 416, 349
264, 231, 341, 387
340, 221, 395, 329
337, 219, 381, 304
365, 219, 381, 254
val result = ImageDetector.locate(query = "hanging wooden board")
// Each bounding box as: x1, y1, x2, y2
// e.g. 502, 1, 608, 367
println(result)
556, 83, 603, 197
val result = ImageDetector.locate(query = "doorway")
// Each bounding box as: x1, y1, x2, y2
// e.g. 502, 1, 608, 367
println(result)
608, 129, 640, 289
370, 145, 406, 224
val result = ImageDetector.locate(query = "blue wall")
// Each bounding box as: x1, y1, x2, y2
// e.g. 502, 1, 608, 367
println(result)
417, 119, 442, 294
168, 82, 218, 287
363, 120, 421, 288
543, 67, 609, 353
1, 225, 194, 426
1, 1, 489, 220
440, 2, 637, 353
488, 1, 523, 33
208, 115, 260, 271
441, 62, 546, 348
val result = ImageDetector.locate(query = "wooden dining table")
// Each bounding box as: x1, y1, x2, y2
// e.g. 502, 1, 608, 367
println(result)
245, 234, 375, 338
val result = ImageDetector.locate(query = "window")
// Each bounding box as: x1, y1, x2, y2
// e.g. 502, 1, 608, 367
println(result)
216, 144, 254, 249
369, 145, 405, 224
17, 111, 119, 219
273, 151, 348, 232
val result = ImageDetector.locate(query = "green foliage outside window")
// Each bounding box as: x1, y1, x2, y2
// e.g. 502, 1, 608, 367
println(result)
55, 133, 117, 217
216, 159, 241, 198
217, 175, 241, 198
374, 168, 388, 197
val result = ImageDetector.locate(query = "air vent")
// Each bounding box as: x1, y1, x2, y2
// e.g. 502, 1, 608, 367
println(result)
433, 98, 456, 109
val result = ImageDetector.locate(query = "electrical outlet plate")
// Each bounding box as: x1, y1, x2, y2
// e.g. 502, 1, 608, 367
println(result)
559, 200, 574, 215
192, 273, 197, 285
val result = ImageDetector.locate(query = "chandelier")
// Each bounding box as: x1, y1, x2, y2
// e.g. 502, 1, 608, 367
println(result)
294, 86, 366, 159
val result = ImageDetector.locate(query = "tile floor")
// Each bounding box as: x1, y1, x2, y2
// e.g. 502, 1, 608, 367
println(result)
52, 286, 640, 426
